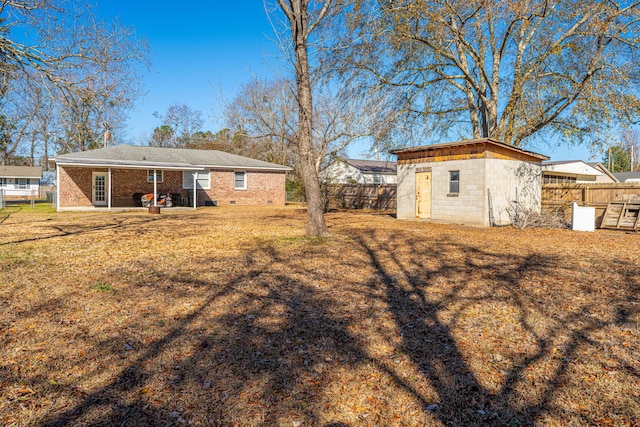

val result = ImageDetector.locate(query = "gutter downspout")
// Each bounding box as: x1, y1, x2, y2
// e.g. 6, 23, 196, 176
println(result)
193, 173, 197, 209
107, 168, 112, 210
56, 166, 60, 212
153, 169, 158, 207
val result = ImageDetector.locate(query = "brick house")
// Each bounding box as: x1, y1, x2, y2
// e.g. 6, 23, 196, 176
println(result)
391, 139, 548, 226
54, 145, 291, 210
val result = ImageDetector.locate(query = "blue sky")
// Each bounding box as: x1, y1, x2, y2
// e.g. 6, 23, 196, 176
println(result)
96, 1, 597, 162
97, 2, 282, 142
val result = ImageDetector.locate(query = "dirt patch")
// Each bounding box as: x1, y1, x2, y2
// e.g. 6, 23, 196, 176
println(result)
0, 206, 638, 426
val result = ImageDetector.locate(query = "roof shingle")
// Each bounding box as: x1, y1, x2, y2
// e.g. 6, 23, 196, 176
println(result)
55, 145, 292, 171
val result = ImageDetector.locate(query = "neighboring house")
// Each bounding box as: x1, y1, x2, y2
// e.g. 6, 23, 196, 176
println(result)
0, 166, 42, 197
588, 163, 619, 182
613, 171, 640, 182
322, 158, 397, 184
391, 138, 548, 227
541, 160, 617, 183
54, 145, 291, 210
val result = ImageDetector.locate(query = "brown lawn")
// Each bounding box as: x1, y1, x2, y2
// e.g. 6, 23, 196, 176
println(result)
0, 205, 638, 427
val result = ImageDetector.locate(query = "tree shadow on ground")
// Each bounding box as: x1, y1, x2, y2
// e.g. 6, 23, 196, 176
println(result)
353, 228, 639, 426
9, 222, 638, 426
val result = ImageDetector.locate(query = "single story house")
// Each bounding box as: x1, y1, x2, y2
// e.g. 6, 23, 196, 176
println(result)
54, 145, 292, 211
322, 158, 397, 184
613, 171, 640, 182
0, 166, 42, 198
390, 138, 548, 226
541, 160, 617, 183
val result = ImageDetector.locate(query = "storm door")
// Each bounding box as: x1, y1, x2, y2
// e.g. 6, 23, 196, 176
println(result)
92, 172, 108, 206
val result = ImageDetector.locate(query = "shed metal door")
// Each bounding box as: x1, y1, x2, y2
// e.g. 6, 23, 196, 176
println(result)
416, 171, 431, 218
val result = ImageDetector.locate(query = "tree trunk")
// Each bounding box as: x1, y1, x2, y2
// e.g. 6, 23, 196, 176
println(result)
279, 0, 330, 237
295, 23, 330, 237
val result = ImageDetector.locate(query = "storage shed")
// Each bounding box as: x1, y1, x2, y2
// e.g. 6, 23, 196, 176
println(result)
391, 139, 549, 226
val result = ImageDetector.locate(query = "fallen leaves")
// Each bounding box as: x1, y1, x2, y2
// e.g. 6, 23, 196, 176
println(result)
0, 206, 638, 426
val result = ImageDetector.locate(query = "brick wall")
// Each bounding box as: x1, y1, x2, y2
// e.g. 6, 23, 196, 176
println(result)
58, 166, 95, 207
58, 166, 287, 208
111, 169, 185, 207
204, 170, 286, 206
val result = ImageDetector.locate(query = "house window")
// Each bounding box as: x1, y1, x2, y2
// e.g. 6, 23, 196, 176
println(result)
147, 170, 163, 183
543, 174, 576, 184
0, 178, 8, 187
182, 170, 210, 189
449, 170, 460, 194
234, 171, 247, 190
372, 175, 383, 184
16, 178, 29, 189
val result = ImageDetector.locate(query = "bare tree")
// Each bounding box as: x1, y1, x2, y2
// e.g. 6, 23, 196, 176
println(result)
0, 81, 37, 164
272, 0, 334, 236
0, 0, 149, 159
330, 0, 640, 149
224, 77, 384, 171
151, 104, 204, 148
604, 129, 640, 171
620, 129, 640, 171
26, 85, 56, 169
224, 78, 297, 167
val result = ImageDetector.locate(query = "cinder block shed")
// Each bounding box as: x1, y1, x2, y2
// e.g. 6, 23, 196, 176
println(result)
390, 139, 549, 226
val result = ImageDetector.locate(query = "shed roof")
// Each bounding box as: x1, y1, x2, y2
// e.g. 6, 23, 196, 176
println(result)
54, 145, 292, 171
390, 138, 548, 162
343, 158, 397, 174
0, 166, 42, 178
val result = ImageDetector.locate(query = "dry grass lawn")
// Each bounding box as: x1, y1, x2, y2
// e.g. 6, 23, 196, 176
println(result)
0, 204, 638, 427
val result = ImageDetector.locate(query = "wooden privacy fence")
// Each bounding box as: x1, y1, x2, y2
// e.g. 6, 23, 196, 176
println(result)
327, 184, 397, 211
542, 183, 640, 226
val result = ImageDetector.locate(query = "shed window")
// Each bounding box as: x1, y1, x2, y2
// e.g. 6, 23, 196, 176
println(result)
147, 170, 163, 183
449, 170, 460, 194
234, 171, 247, 190
182, 170, 210, 189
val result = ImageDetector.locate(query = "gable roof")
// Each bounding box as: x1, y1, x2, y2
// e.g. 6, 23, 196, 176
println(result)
390, 138, 549, 162
587, 162, 618, 182
541, 160, 605, 176
54, 145, 292, 171
342, 158, 397, 174
0, 166, 42, 178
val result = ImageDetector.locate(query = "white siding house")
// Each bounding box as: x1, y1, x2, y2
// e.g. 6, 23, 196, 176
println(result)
391, 139, 548, 227
323, 158, 397, 184
0, 166, 42, 197
541, 161, 617, 183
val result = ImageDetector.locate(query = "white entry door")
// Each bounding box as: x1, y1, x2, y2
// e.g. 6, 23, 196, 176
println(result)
92, 172, 108, 206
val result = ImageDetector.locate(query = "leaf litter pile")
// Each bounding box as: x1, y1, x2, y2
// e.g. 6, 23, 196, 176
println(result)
0, 205, 638, 427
